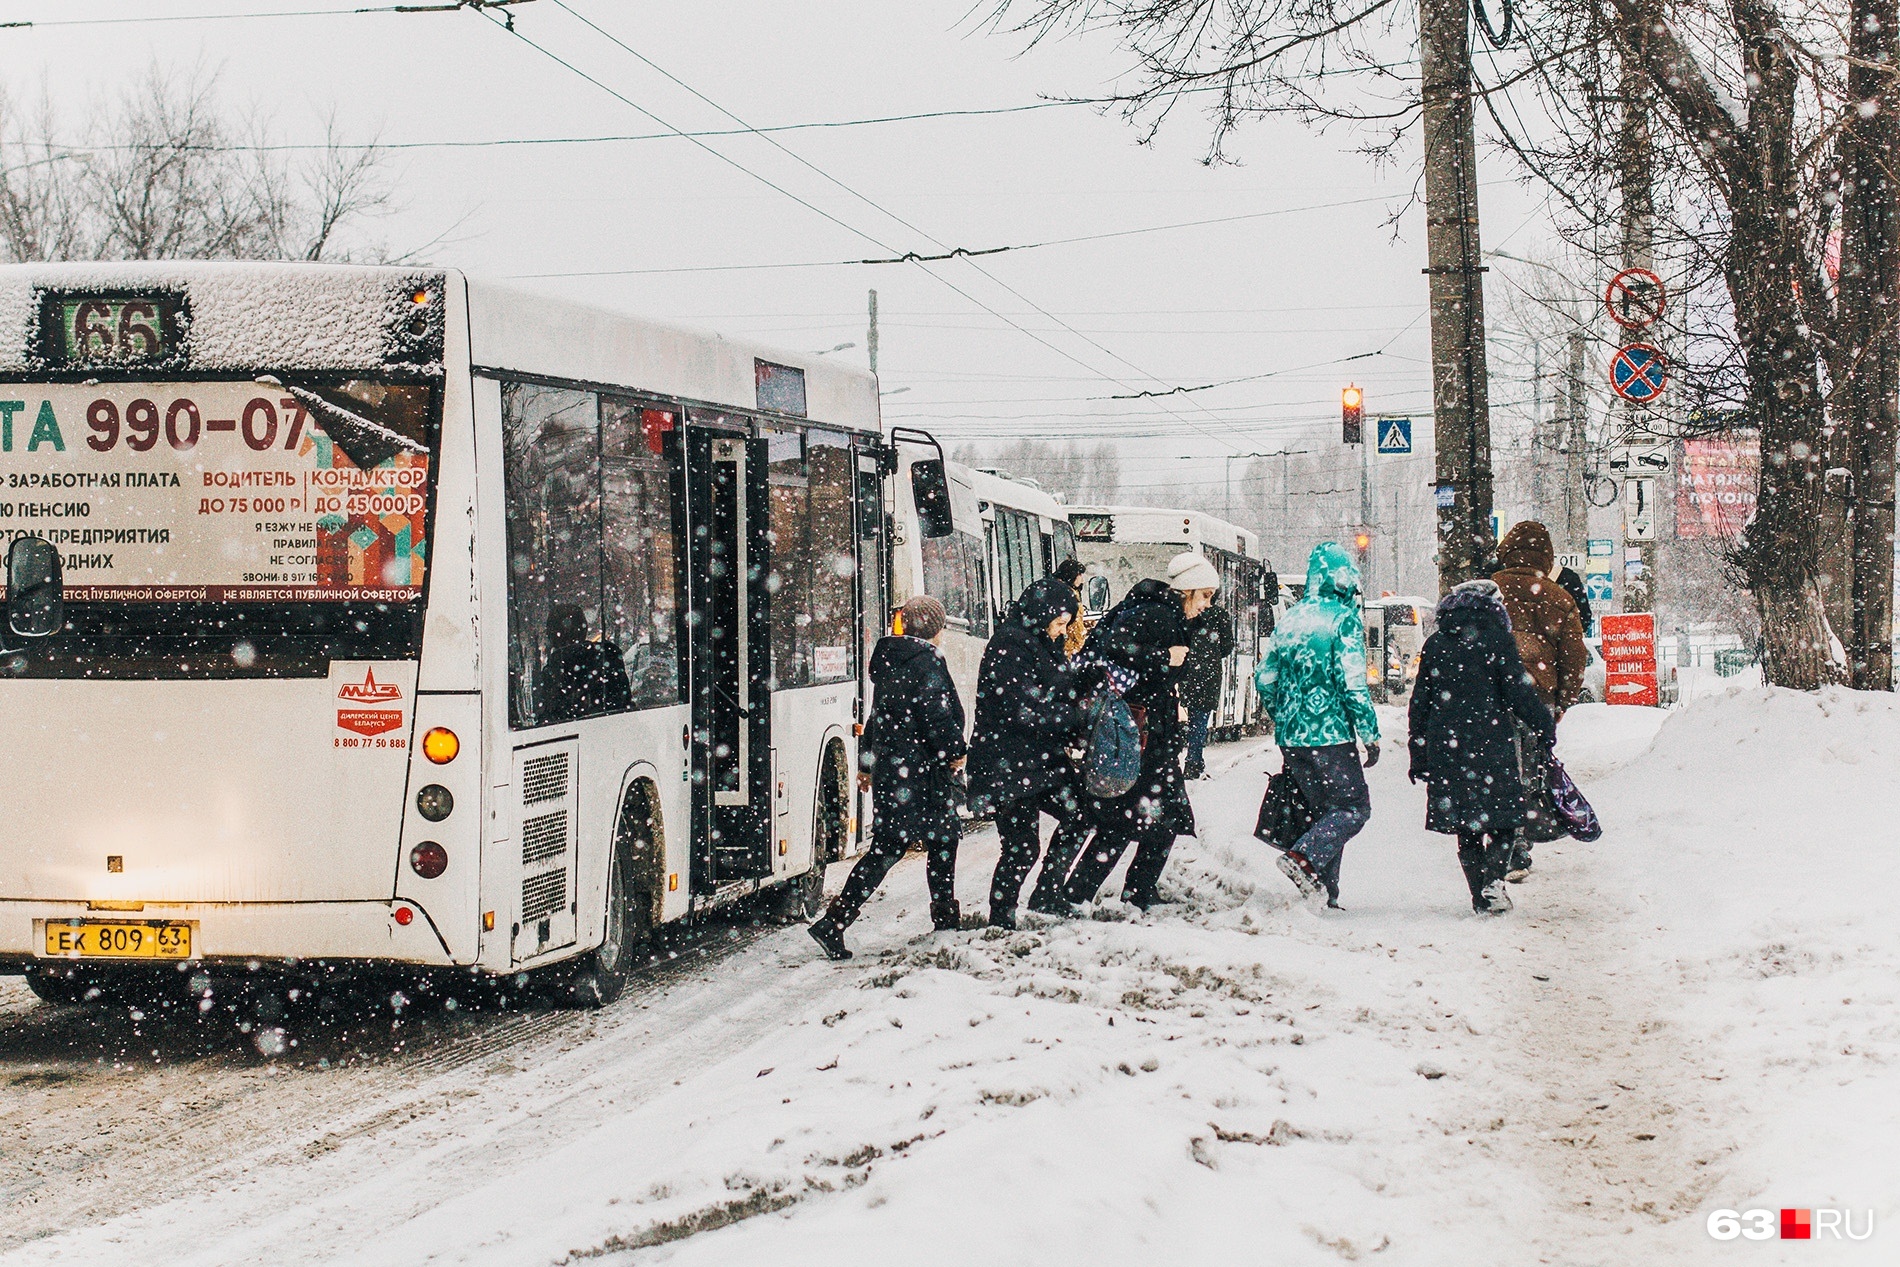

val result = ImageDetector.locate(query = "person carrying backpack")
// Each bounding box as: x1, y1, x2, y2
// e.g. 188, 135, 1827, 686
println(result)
1057, 552, 1215, 910
1406, 581, 1555, 915
1253, 542, 1379, 908
808, 596, 966, 960
967, 575, 1091, 929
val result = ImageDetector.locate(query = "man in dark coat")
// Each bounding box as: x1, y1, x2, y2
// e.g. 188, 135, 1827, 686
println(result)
967, 575, 1089, 928
808, 596, 966, 960
1408, 581, 1554, 913
1554, 565, 1593, 634
1180, 596, 1235, 781
1056, 556, 1209, 910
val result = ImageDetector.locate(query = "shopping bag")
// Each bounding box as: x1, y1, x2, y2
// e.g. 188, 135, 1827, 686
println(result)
1253, 761, 1316, 851
1548, 756, 1602, 842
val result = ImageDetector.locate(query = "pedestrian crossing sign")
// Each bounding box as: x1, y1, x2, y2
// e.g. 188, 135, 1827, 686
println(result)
1376, 417, 1412, 454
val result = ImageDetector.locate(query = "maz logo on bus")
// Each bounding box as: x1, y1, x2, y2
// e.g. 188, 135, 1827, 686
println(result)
338, 667, 402, 704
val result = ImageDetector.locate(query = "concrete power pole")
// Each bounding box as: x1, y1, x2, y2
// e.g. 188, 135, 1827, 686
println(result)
1421, 0, 1496, 594
1563, 331, 1590, 554
866, 288, 879, 376
1619, 61, 1658, 615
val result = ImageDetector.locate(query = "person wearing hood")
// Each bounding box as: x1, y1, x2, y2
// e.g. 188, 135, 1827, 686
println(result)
1491, 521, 1588, 880
1179, 571, 1236, 781
1056, 551, 1215, 910
967, 575, 1089, 928
1407, 580, 1555, 914
1253, 542, 1380, 907
1053, 557, 1091, 658
808, 595, 967, 960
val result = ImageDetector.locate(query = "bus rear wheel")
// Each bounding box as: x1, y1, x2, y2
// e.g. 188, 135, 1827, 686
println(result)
23, 964, 102, 1005
558, 835, 651, 1010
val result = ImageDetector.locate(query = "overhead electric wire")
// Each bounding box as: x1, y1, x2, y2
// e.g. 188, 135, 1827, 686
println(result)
510, 1, 1254, 454
0, 0, 528, 29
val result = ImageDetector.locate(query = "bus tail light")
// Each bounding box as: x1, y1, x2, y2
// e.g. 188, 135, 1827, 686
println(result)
422, 727, 459, 764
415, 784, 454, 821
409, 841, 448, 879
393, 905, 414, 926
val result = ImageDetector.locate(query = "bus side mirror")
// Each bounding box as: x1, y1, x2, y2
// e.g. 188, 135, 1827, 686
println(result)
1082, 575, 1111, 619
910, 458, 954, 540
7, 536, 64, 639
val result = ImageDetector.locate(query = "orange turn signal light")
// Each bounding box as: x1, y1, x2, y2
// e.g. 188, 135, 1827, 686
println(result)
422, 727, 460, 764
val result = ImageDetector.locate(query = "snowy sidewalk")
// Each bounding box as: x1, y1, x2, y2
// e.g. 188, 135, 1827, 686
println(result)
10, 691, 1897, 1265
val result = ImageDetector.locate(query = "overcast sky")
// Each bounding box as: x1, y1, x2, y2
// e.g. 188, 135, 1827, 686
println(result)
3, 0, 1556, 505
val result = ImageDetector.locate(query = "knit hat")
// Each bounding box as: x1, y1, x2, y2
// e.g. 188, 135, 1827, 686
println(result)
1166, 551, 1221, 593
897, 594, 947, 641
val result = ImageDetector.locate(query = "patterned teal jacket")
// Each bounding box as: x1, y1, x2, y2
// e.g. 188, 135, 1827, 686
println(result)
1253, 542, 1380, 747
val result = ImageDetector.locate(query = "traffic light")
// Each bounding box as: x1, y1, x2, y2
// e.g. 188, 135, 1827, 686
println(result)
1354, 531, 1372, 552
1341, 384, 1363, 444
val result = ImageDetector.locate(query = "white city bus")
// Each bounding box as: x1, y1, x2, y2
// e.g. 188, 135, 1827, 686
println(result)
0, 262, 907, 1011
888, 446, 1076, 705
1069, 504, 1271, 737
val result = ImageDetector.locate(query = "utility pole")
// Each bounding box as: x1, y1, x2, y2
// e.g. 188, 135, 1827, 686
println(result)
1421, 0, 1495, 594
1563, 331, 1590, 554
867, 288, 879, 376
1618, 59, 1657, 614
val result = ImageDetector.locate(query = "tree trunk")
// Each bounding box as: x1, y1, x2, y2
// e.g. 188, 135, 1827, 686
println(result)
1837, 0, 1900, 690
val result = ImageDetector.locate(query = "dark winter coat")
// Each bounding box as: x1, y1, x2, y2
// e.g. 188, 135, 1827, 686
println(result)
861, 634, 967, 846
1180, 603, 1236, 715
966, 577, 1084, 814
1555, 565, 1593, 631
1407, 586, 1555, 836
1492, 521, 1588, 714
1078, 579, 1195, 835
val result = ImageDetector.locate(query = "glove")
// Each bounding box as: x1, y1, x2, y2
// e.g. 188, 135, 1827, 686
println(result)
1362, 741, 1380, 768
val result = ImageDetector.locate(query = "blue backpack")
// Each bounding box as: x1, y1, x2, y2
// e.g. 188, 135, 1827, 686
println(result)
1081, 687, 1142, 799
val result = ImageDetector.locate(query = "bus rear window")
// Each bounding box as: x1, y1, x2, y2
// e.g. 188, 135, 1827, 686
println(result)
0, 377, 439, 679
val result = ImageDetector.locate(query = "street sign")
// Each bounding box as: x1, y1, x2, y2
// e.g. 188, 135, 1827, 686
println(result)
1584, 568, 1614, 604
1626, 517, 1657, 542
1609, 444, 1671, 474
1586, 475, 1620, 507
1556, 551, 1583, 572
1625, 476, 1657, 541
1610, 343, 1668, 403
1587, 538, 1615, 557
1434, 484, 1456, 509
1601, 612, 1658, 706
1376, 417, 1413, 454
1605, 267, 1666, 330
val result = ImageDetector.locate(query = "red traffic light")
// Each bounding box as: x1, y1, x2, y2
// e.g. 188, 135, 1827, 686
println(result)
1342, 384, 1364, 444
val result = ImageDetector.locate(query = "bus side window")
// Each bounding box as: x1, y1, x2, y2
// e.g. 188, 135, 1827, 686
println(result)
807, 433, 857, 684
601, 396, 682, 710
764, 429, 813, 690
502, 382, 613, 729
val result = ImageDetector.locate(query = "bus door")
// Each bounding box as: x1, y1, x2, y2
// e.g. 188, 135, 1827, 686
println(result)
685, 425, 774, 891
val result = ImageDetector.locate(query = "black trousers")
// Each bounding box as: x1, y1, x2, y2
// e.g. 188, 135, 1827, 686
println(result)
1456, 830, 1507, 910
829, 823, 960, 928
990, 782, 1084, 913
1061, 819, 1174, 909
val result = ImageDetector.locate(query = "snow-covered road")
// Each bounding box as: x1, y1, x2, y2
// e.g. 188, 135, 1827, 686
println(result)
3, 690, 1894, 1264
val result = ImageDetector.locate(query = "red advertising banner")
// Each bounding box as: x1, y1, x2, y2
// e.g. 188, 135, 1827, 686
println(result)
1677, 434, 1759, 539
1600, 612, 1658, 707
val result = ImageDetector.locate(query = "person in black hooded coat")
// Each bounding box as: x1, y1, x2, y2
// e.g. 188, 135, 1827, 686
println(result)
1057, 576, 1202, 909
1407, 580, 1555, 914
808, 596, 966, 960
967, 575, 1091, 927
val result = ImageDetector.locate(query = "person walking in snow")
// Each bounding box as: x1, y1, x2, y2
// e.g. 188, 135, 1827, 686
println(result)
1056, 551, 1217, 910
808, 596, 967, 960
1253, 542, 1381, 908
1053, 557, 1091, 658
967, 575, 1091, 928
1180, 589, 1236, 781
1491, 520, 1588, 880
1406, 581, 1556, 915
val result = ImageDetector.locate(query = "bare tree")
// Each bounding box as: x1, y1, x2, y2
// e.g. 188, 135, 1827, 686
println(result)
952, 438, 1123, 503
0, 63, 396, 265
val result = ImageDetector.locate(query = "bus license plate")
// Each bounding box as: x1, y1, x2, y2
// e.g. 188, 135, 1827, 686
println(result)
42, 920, 191, 960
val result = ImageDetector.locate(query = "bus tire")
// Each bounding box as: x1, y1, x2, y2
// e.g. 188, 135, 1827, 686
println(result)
22, 964, 100, 1005
559, 803, 655, 1010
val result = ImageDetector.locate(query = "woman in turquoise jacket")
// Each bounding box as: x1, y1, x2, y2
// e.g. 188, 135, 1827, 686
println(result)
1254, 542, 1380, 906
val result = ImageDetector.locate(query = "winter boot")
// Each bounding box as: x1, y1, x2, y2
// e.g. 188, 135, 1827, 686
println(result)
1277, 851, 1324, 901
1505, 834, 1532, 882
806, 913, 852, 961
1183, 757, 1206, 781
1478, 880, 1514, 915
929, 898, 962, 932
1026, 893, 1079, 919
989, 903, 1018, 931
